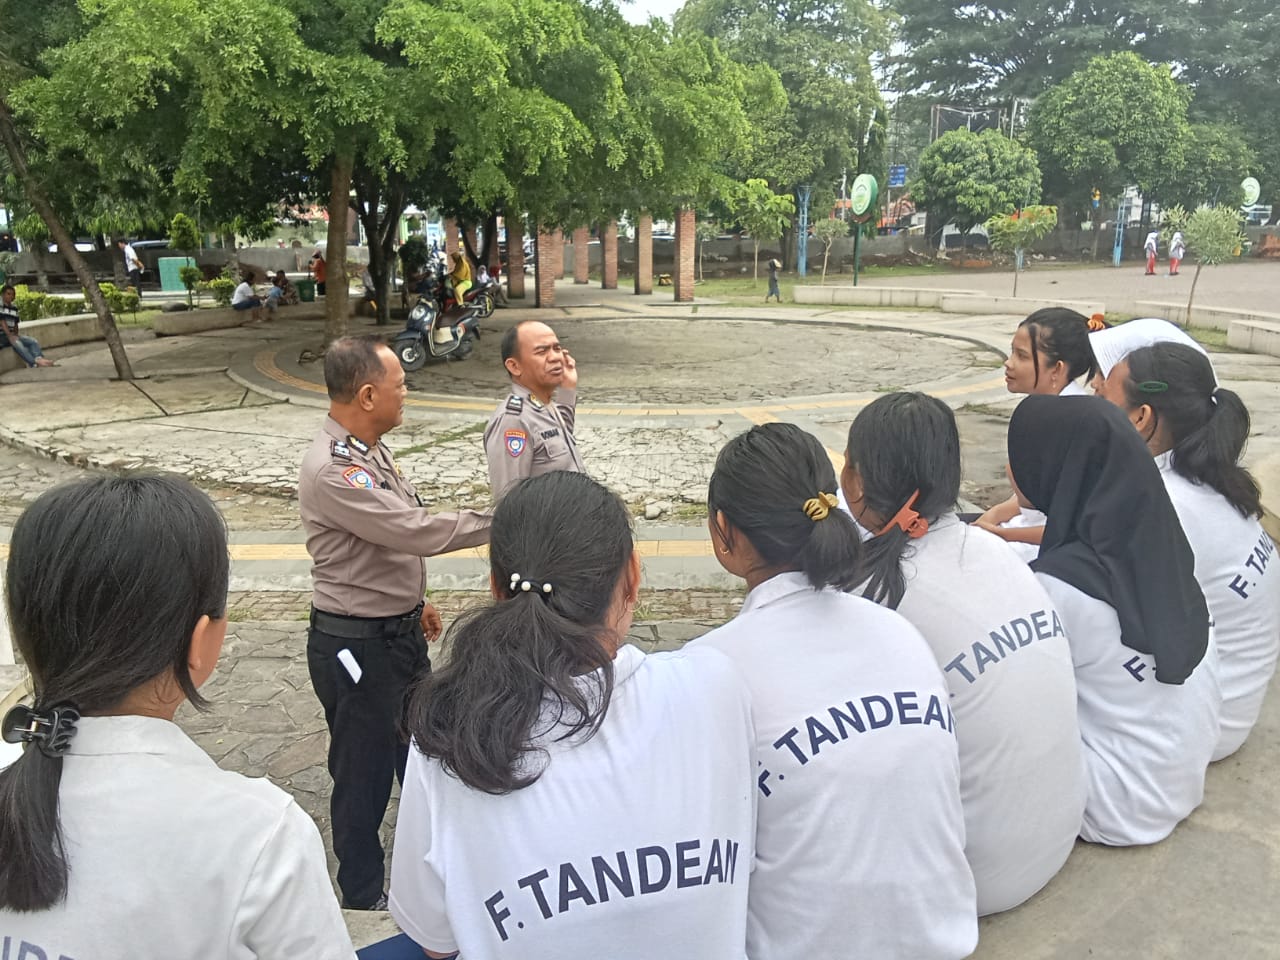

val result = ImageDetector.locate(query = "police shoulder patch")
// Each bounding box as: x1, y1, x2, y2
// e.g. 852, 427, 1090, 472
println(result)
505, 395, 524, 414
330, 440, 352, 460
342, 465, 376, 489
504, 429, 527, 458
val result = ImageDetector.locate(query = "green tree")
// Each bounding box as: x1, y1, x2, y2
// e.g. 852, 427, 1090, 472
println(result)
695, 219, 720, 281
1028, 53, 1190, 258
908, 129, 1041, 249
891, 0, 1156, 103
809, 218, 849, 284
1165, 204, 1247, 328
733, 179, 795, 281
1148, 123, 1256, 214
675, 0, 890, 267
986, 204, 1058, 295
168, 212, 202, 307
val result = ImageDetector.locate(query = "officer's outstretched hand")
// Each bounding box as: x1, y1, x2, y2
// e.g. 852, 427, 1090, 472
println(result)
561, 349, 578, 390
421, 602, 443, 643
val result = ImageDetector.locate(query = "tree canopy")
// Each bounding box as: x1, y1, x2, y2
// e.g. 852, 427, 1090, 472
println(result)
908, 128, 1041, 237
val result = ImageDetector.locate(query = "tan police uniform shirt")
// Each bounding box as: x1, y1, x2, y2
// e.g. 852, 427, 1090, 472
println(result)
299, 416, 490, 618
483, 383, 585, 500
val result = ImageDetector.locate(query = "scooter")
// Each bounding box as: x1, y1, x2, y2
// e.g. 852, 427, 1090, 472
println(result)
410, 259, 497, 319
393, 295, 481, 372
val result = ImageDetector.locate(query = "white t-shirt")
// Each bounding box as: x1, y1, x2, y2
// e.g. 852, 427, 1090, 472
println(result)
389, 643, 756, 960
1157, 452, 1280, 760
691, 572, 977, 960
0, 715, 355, 959
1037, 575, 1222, 846
889, 518, 1084, 915
122, 243, 141, 272
231, 281, 255, 305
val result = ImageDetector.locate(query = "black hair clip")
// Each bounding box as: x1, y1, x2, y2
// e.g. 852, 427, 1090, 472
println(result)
2, 703, 81, 758
1136, 380, 1169, 394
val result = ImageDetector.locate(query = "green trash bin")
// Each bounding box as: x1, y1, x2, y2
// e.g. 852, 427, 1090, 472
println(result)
296, 278, 316, 302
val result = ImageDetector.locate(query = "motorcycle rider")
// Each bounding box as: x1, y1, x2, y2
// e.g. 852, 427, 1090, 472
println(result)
448, 244, 472, 312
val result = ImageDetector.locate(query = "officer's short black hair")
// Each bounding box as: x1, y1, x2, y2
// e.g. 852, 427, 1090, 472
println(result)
500, 322, 527, 368
325, 335, 389, 402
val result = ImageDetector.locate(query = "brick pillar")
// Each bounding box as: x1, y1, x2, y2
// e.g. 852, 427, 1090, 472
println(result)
601, 221, 619, 290
507, 225, 526, 299
634, 211, 653, 295
552, 229, 565, 279
444, 219, 459, 253
573, 227, 590, 284
673, 206, 696, 302
535, 229, 557, 307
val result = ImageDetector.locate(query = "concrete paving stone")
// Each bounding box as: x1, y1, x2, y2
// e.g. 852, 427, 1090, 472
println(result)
267, 731, 328, 779
231, 701, 296, 735
134, 372, 255, 416
0, 379, 163, 431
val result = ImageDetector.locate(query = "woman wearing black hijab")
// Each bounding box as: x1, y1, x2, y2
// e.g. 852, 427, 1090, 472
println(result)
1007, 395, 1222, 847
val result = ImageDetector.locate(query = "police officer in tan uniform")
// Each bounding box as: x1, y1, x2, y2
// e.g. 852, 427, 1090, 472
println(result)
298, 335, 490, 910
484, 320, 586, 500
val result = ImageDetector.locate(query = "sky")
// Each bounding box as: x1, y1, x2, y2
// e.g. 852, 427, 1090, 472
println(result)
619, 0, 686, 24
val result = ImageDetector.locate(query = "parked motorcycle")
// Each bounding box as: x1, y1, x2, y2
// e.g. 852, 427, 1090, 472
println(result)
393, 295, 481, 372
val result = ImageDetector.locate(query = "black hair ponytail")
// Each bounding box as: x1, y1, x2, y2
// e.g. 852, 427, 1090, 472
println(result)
406, 471, 634, 794
708, 423, 862, 593
1, 475, 229, 911
1123, 343, 1261, 518
846, 393, 962, 609
1021, 307, 1098, 385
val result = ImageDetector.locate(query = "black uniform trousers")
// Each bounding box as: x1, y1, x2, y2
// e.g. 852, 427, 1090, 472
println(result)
307, 606, 429, 908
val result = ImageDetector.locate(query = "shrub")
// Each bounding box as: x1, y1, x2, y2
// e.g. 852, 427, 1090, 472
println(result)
11, 285, 87, 321
94, 281, 140, 314
178, 264, 202, 307
199, 277, 236, 306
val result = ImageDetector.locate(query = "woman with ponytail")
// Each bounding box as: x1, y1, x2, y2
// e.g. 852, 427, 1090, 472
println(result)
691, 422, 976, 960
842, 393, 1083, 915
0, 476, 353, 957
1100, 341, 1279, 760
390, 471, 755, 960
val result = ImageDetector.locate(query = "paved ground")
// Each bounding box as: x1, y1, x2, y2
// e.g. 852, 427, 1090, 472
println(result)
2, 268, 1279, 954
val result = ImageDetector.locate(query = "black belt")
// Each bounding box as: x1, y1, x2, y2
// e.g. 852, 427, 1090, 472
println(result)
310, 603, 424, 640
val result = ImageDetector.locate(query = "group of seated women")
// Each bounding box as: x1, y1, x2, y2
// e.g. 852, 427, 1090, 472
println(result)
0, 310, 1275, 959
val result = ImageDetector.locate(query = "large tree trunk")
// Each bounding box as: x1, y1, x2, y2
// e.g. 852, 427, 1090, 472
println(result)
0, 96, 134, 379
1090, 207, 1103, 260
354, 169, 407, 326
480, 212, 499, 268
324, 149, 354, 346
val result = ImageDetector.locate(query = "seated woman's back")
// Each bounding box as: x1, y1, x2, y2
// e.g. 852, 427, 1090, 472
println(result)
1008, 395, 1221, 846
843, 393, 1083, 915
388, 472, 755, 960
0, 476, 353, 959
1099, 340, 1280, 760
694, 422, 976, 960
393, 644, 754, 958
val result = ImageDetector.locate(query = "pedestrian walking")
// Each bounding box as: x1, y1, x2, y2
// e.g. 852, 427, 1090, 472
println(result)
1144, 230, 1159, 275
297, 335, 491, 911
484, 320, 585, 500
117, 238, 144, 294
766, 257, 782, 302
1168, 230, 1186, 276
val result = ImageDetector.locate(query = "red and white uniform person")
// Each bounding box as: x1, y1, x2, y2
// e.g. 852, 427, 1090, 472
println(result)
691, 572, 978, 960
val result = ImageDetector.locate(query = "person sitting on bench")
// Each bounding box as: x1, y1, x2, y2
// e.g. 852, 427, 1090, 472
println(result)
0, 284, 56, 367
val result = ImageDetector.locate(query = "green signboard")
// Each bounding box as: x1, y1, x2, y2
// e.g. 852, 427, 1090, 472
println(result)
850, 174, 879, 221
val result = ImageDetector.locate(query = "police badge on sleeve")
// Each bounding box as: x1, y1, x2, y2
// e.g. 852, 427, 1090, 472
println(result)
504, 429, 527, 457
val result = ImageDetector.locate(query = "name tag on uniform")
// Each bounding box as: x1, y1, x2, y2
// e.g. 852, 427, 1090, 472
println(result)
505, 429, 527, 457
540, 428, 560, 440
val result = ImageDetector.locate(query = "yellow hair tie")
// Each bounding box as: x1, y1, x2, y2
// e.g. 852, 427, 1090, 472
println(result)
802, 492, 839, 522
